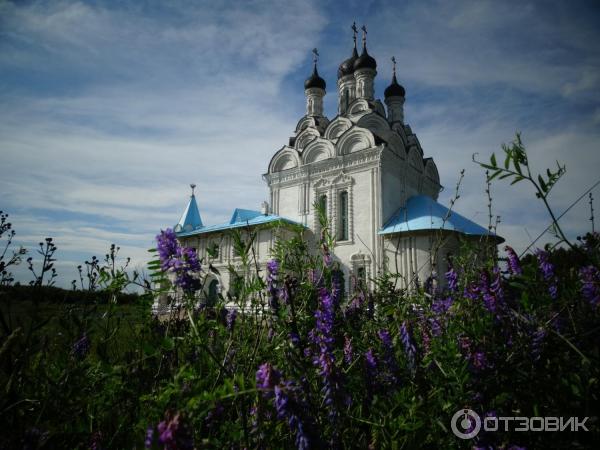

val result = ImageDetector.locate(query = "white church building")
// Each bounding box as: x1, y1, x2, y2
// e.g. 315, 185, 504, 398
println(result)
169, 26, 499, 303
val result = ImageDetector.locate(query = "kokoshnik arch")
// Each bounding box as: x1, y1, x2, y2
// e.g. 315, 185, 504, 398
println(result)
157, 24, 501, 311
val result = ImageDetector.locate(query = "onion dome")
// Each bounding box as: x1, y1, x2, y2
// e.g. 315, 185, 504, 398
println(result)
384, 73, 405, 98
354, 43, 377, 71
337, 46, 359, 79
304, 64, 326, 90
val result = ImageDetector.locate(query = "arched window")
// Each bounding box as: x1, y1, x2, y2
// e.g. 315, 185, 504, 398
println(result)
318, 194, 327, 218
357, 266, 366, 287
338, 190, 348, 241
207, 279, 219, 306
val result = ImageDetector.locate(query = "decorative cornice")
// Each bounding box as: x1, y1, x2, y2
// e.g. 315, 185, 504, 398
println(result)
265, 145, 382, 188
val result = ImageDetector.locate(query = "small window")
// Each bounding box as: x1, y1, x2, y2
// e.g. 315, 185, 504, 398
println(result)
319, 194, 327, 214
207, 242, 219, 259
338, 190, 348, 241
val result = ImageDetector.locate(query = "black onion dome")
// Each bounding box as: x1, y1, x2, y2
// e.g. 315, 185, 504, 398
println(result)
304, 65, 326, 90
337, 46, 359, 79
354, 45, 377, 71
384, 73, 405, 98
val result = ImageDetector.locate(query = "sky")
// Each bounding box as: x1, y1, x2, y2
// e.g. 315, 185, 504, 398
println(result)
1, 0, 599, 287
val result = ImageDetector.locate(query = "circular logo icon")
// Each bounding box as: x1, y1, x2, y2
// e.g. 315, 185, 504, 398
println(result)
451, 409, 481, 439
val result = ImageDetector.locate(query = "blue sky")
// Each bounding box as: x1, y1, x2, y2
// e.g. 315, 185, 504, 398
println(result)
1, 0, 599, 287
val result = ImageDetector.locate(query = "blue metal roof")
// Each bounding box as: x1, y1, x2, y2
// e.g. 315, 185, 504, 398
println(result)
229, 208, 262, 224
176, 208, 304, 237
174, 194, 203, 232
379, 195, 503, 241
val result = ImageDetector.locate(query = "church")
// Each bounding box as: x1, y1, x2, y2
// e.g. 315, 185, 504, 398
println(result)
167, 25, 498, 304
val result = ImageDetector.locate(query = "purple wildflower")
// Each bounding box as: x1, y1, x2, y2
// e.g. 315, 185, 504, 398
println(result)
156, 228, 178, 270
535, 249, 558, 299
429, 317, 442, 337
458, 336, 472, 358
345, 290, 365, 317
471, 351, 488, 371
579, 265, 600, 307
266, 259, 280, 311
204, 403, 224, 429
504, 245, 522, 276
322, 243, 332, 267
273, 381, 315, 450
72, 333, 90, 360
226, 308, 237, 332
157, 411, 193, 450
144, 426, 153, 449
378, 329, 399, 385
477, 269, 503, 313
312, 287, 340, 424
399, 321, 416, 370
343, 334, 354, 365
364, 348, 378, 402
431, 296, 453, 315
445, 266, 458, 292
289, 331, 300, 347
256, 362, 281, 394
463, 281, 480, 301
155, 229, 201, 294
421, 327, 431, 355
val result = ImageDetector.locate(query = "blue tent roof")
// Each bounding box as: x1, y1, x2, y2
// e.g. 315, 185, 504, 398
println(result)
379, 195, 503, 241
174, 194, 203, 232
229, 208, 262, 224
176, 208, 303, 237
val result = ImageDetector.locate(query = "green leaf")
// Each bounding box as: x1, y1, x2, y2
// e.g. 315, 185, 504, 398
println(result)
510, 176, 524, 185
538, 175, 548, 193
504, 152, 511, 169
490, 153, 497, 167
161, 337, 175, 351
514, 159, 522, 174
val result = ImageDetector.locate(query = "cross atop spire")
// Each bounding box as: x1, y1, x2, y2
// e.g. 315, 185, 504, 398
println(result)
190, 183, 196, 196
312, 48, 319, 65
391, 56, 397, 76
351, 22, 358, 47
361, 25, 368, 47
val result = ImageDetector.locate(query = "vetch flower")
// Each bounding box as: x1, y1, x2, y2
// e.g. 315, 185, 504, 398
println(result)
535, 249, 558, 299
155, 229, 201, 294
256, 362, 281, 395
378, 329, 399, 385
343, 334, 353, 366
312, 287, 340, 424
144, 426, 153, 449
266, 259, 280, 311
157, 411, 193, 450
445, 266, 458, 292
226, 309, 237, 332
364, 348, 378, 402
504, 245, 522, 276
400, 321, 416, 370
